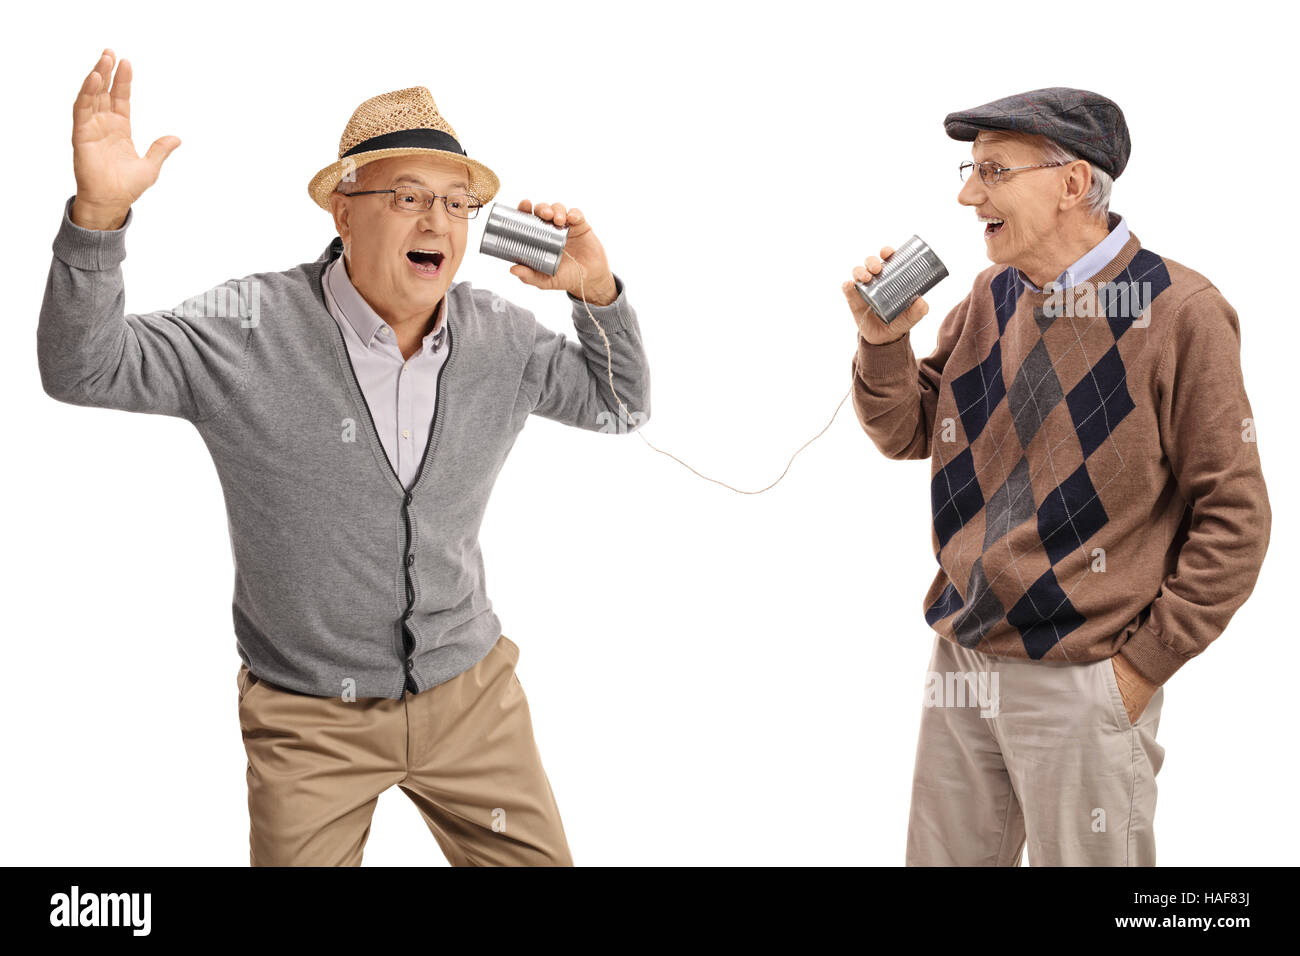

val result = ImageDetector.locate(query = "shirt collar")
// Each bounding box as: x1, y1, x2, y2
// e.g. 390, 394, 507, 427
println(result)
323, 255, 446, 354
1018, 211, 1129, 293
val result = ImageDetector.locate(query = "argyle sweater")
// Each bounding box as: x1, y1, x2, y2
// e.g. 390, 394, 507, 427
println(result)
851, 229, 1270, 685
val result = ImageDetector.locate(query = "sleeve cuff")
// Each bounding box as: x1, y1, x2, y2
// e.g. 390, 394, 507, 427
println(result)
855, 330, 915, 381
52, 195, 133, 271
568, 273, 631, 335
1119, 624, 1190, 686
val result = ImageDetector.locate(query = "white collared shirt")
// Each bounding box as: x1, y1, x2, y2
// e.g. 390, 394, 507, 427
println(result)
1018, 211, 1130, 292
321, 256, 449, 490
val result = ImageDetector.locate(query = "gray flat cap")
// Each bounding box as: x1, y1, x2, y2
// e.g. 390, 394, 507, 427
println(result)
944, 87, 1131, 179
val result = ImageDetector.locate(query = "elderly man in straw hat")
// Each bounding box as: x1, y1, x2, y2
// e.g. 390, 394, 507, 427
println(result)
845, 88, 1270, 865
38, 50, 651, 866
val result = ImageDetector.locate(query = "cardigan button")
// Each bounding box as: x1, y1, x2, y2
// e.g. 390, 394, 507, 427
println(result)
404, 493, 413, 505
406, 554, 415, 567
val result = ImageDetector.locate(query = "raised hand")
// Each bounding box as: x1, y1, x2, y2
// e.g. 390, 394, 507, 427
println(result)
842, 245, 931, 346
71, 50, 181, 230
508, 199, 619, 306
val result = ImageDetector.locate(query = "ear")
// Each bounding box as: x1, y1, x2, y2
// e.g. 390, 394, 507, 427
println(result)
328, 190, 352, 245
1059, 159, 1093, 212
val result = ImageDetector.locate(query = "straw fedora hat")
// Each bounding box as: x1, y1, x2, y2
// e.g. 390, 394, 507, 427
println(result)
307, 86, 500, 211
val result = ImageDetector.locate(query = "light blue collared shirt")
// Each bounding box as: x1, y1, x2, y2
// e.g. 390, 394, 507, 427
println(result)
321, 255, 449, 490
1018, 211, 1129, 292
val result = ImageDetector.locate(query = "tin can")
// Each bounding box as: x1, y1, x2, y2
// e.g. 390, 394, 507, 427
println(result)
479, 202, 569, 276
854, 235, 949, 324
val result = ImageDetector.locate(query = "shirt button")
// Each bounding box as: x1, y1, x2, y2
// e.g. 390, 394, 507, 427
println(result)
402, 429, 411, 439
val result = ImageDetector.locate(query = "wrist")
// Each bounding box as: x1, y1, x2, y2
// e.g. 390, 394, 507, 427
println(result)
70, 196, 130, 231
577, 271, 618, 307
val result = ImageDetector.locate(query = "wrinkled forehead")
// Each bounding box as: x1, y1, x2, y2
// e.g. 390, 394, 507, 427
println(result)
356, 154, 472, 190
977, 128, 1034, 157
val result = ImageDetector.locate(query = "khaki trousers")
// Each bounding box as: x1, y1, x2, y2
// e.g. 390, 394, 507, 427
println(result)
236, 634, 572, 866
906, 634, 1165, 866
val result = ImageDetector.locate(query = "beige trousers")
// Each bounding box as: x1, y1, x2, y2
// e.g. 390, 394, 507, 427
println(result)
907, 634, 1165, 866
236, 634, 572, 866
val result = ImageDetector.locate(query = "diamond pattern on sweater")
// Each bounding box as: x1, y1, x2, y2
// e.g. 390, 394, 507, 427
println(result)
983, 455, 1035, 550
1037, 462, 1109, 566
1066, 343, 1135, 458
953, 558, 1005, 648
931, 447, 985, 550
1007, 338, 1065, 449
952, 339, 1007, 444
1006, 567, 1085, 659
925, 253, 1175, 659
991, 268, 1025, 335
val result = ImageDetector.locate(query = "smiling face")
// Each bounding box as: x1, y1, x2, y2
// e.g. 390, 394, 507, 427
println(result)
957, 130, 1079, 281
328, 154, 473, 328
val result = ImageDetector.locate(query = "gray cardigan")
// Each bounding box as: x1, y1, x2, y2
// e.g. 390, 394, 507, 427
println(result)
37, 196, 651, 699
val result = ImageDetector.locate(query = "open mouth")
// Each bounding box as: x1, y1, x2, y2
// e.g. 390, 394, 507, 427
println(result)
406, 249, 445, 276
979, 215, 1006, 238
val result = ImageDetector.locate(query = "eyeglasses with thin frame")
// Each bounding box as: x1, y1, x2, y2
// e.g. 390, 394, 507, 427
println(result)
959, 160, 1065, 186
342, 184, 484, 219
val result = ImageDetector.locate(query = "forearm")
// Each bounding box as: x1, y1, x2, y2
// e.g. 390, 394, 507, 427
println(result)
1120, 465, 1271, 686
562, 273, 651, 431
38, 197, 135, 405
851, 331, 935, 460
37, 195, 253, 422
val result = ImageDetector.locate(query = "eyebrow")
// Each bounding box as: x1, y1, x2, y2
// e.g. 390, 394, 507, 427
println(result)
389, 174, 471, 190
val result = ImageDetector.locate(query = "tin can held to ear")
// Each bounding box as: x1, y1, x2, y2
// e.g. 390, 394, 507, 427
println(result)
854, 235, 949, 324
479, 203, 569, 277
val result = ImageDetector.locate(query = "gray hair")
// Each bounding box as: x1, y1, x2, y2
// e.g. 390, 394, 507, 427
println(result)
1038, 138, 1112, 219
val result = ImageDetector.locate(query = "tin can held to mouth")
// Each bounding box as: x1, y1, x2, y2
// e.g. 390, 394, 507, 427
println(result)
854, 235, 949, 324
479, 203, 570, 277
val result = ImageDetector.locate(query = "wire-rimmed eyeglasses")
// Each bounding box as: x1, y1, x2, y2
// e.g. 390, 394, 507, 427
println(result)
343, 185, 483, 219
959, 160, 1065, 186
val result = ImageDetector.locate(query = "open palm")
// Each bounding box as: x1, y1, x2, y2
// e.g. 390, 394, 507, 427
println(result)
71, 49, 180, 228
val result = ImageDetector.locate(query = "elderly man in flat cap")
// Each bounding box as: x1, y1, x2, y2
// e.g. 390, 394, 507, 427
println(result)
38, 50, 651, 866
845, 87, 1270, 865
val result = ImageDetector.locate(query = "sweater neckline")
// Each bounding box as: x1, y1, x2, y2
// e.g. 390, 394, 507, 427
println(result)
1010, 230, 1143, 304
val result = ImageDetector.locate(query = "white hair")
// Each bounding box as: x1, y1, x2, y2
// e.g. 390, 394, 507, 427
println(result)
1038, 138, 1112, 219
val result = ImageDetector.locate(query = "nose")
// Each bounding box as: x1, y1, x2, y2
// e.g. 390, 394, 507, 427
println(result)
958, 173, 984, 207
416, 197, 453, 231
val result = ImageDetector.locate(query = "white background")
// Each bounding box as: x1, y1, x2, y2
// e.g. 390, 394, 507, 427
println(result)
3, 0, 1295, 866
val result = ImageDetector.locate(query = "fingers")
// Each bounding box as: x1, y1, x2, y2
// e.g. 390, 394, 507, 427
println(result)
144, 135, 182, 171
110, 56, 133, 119
74, 51, 113, 128
524, 201, 577, 228
852, 244, 899, 284
901, 296, 930, 326
92, 50, 115, 116
509, 262, 548, 289
516, 198, 534, 215
853, 256, 882, 283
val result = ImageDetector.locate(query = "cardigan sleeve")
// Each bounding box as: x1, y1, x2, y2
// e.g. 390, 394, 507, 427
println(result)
520, 272, 652, 434
37, 196, 254, 424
